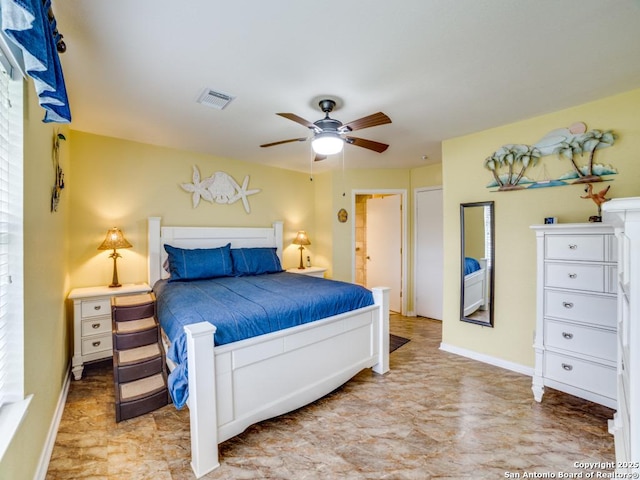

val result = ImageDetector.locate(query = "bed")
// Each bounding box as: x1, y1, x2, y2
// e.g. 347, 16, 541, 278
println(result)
147, 217, 390, 478
463, 257, 489, 316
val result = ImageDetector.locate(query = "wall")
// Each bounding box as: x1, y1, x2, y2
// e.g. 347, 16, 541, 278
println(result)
0, 83, 71, 479
68, 132, 315, 288
442, 88, 640, 368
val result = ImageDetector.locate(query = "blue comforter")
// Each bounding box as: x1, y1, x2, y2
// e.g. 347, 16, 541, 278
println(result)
154, 272, 374, 408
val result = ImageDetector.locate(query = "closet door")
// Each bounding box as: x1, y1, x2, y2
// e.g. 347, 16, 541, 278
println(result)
415, 188, 443, 320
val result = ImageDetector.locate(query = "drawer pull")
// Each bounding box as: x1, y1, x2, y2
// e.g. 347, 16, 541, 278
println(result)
92, 341, 101, 347
568, 244, 577, 249
94, 305, 102, 311
91, 323, 100, 329
568, 273, 577, 279
561, 363, 573, 371
562, 302, 574, 308
562, 332, 574, 339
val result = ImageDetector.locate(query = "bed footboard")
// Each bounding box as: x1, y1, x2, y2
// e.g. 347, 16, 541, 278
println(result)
184, 286, 390, 478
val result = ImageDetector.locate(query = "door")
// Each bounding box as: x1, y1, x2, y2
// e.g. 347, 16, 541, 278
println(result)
415, 188, 443, 320
366, 195, 402, 312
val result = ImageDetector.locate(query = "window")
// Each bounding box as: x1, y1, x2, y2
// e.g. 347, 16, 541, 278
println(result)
0, 43, 28, 462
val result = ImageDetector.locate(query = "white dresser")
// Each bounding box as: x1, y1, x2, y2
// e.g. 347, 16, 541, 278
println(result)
602, 197, 640, 476
531, 223, 617, 409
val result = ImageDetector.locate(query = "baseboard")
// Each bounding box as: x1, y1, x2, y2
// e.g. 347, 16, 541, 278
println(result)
34, 364, 71, 480
439, 342, 534, 377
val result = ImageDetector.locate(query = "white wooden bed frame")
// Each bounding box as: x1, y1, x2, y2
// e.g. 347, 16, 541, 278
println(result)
463, 258, 489, 316
147, 217, 390, 478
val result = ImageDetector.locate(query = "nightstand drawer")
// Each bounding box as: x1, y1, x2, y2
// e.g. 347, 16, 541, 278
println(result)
544, 290, 616, 328
81, 317, 111, 336
81, 299, 111, 318
545, 263, 604, 292
544, 319, 616, 362
545, 351, 616, 399
81, 333, 113, 355
545, 235, 605, 261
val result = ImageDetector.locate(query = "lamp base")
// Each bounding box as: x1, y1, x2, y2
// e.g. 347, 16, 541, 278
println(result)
109, 250, 123, 288
298, 245, 306, 269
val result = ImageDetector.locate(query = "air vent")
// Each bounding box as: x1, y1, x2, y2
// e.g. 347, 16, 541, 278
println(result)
197, 88, 235, 110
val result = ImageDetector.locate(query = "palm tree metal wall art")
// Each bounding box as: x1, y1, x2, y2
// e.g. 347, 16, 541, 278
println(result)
485, 122, 617, 192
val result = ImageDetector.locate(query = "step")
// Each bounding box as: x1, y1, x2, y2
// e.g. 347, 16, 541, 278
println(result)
111, 293, 156, 322
116, 373, 168, 422
117, 343, 161, 365
113, 316, 159, 350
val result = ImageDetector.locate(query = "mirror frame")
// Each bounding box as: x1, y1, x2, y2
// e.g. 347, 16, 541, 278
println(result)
460, 201, 495, 327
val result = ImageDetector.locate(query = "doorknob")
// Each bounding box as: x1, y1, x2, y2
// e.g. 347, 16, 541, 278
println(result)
366, 256, 371, 260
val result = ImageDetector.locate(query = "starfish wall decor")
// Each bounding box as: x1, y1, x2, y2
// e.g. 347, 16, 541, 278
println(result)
180, 166, 260, 213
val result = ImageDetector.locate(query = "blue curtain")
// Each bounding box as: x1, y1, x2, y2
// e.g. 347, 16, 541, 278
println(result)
0, 0, 71, 123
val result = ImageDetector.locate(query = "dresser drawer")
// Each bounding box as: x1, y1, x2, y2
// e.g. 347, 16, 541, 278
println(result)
81, 333, 113, 355
81, 299, 111, 318
544, 290, 616, 328
81, 316, 111, 336
544, 319, 616, 362
545, 263, 604, 292
545, 235, 605, 261
544, 351, 616, 399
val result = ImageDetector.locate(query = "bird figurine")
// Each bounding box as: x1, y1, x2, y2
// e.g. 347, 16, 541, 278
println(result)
581, 184, 611, 221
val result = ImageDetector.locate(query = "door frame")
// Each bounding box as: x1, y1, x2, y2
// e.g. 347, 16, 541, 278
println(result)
413, 186, 443, 319
352, 189, 408, 315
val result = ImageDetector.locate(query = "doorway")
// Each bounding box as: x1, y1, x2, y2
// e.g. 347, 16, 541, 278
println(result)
353, 190, 407, 314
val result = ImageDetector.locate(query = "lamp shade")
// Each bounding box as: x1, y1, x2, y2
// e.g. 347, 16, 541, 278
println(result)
311, 132, 343, 156
98, 227, 132, 251
292, 231, 311, 246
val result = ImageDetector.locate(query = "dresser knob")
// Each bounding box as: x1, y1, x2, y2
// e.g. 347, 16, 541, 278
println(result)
562, 302, 574, 308
94, 305, 101, 311
568, 273, 577, 279
561, 363, 573, 371
92, 341, 101, 347
562, 332, 574, 339
568, 244, 577, 249
92, 323, 100, 329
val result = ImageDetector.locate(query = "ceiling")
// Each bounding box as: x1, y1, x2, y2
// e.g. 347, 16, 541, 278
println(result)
53, 0, 640, 173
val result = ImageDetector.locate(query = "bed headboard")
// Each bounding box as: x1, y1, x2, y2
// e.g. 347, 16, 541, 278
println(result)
148, 217, 284, 287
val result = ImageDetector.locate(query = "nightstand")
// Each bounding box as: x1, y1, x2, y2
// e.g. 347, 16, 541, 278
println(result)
286, 266, 327, 278
69, 283, 151, 380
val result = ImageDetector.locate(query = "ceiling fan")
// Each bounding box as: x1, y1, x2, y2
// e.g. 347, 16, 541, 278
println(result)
260, 99, 391, 160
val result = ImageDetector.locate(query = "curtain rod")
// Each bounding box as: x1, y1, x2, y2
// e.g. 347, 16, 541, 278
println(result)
43, 0, 66, 53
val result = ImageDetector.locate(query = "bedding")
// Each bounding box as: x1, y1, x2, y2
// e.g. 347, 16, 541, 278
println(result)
464, 256, 481, 275
154, 272, 375, 408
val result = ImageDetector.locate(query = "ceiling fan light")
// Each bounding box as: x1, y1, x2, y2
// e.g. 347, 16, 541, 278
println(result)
311, 133, 343, 155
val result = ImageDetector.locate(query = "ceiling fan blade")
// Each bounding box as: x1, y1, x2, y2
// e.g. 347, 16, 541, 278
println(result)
277, 113, 317, 129
314, 154, 327, 162
341, 112, 391, 132
346, 136, 389, 153
260, 137, 307, 148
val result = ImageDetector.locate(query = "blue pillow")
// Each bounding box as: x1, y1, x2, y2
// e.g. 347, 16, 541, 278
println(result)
231, 247, 283, 276
164, 243, 233, 282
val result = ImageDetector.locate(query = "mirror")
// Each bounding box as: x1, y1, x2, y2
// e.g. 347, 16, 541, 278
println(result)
460, 201, 495, 327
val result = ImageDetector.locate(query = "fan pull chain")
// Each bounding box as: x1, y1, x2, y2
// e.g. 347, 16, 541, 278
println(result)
341, 148, 346, 197
309, 145, 314, 182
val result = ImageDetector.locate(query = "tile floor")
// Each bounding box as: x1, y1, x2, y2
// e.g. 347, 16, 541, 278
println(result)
46, 315, 615, 479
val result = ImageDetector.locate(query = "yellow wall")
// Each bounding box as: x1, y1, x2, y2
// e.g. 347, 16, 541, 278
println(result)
0, 83, 71, 479
68, 132, 315, 288
442, 88, 640, 367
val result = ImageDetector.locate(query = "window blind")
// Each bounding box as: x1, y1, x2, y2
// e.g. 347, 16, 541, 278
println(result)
0, 54, 23, 408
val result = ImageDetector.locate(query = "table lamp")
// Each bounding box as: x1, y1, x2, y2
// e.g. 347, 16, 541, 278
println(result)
98, 227, 132, 287
292, 231, 311, 269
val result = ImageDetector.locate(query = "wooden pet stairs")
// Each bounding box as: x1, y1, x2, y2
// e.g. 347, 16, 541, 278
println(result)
111, 292, 169, 422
